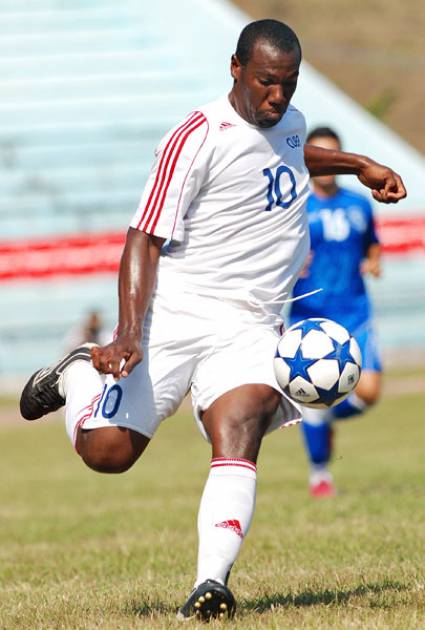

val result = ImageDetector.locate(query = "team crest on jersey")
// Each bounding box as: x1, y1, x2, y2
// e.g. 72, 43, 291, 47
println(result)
219, 121, 235, 131
286, 134, 300, 148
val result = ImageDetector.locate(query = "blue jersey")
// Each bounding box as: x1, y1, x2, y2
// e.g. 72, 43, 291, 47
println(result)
289, 187, 379, 331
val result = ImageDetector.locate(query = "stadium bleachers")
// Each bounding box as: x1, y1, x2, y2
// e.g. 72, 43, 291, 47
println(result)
0, 0, 230, 377
0, 1, 222, 240
1, 0, 424, 380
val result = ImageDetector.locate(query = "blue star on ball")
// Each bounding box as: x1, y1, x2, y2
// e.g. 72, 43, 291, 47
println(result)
315, 382, 344, 407
324, 338, 354, 372
291, 319, 327, 336
284, 344, 318, 381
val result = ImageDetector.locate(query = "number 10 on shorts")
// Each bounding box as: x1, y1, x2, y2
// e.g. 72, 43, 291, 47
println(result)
263, 165, 297, 211
94, 383, 123, 419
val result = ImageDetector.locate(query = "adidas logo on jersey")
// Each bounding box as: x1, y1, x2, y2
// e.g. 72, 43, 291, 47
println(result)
219, 121, 235, 131
214, 519, 244, 538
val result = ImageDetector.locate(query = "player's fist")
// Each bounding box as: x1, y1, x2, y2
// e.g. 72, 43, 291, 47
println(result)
357, 161, 406, 204
91, 335, 143, 380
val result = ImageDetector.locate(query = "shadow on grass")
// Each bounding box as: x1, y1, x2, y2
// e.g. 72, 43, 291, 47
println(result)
125, 579, 408, 618
126, 600, 175, 617
244, 580, 408, 613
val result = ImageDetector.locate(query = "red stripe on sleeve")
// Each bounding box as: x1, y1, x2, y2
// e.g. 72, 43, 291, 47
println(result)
170, 119, 209, 240
136, 112, 204, 230
148, 116, 207, 233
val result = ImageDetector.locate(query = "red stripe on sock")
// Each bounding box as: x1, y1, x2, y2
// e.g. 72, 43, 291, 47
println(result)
211, 457, 256, 473
72, 392, 102, 449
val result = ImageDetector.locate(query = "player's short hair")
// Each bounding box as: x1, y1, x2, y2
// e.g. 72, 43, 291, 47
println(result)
307, 126, 342, 147
235, 19, 301, 65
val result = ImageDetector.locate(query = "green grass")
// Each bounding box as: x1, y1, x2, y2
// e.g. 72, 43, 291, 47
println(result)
0, 388, 424, 628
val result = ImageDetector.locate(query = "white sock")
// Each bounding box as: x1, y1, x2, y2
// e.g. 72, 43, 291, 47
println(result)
196, 457, 257, 587
61, 361, 105, 447
310, 463, 333, 486
301, 405, 333, 426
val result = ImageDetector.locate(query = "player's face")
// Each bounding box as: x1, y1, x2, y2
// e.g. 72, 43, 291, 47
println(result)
230, 40, 300, 128
309, 136, 341, 190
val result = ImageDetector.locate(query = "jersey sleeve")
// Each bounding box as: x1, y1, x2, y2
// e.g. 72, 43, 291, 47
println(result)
130, 111, 209, 242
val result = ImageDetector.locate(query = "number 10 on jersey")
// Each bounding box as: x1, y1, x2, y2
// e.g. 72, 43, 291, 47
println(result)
263, 165, 297, 211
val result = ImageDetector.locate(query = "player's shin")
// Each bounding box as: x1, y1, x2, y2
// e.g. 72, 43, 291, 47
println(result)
301, 407, 333, 465
301, 407, 336, 496
62, 361, 105, 448
195, 458, 256, 586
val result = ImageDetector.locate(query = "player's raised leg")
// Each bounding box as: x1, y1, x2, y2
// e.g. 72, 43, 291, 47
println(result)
332, 369, 381, 419
177, 384, 281, 621
19, 344, 150, 473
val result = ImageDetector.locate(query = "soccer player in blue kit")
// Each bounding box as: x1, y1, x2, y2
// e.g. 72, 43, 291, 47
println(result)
289, 126, 383, 498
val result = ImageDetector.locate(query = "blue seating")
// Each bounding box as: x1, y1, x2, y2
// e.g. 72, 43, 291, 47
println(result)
0, 0, 424, 379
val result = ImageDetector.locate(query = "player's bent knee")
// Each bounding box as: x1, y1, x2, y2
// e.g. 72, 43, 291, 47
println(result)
356, 383, 381, 407
357, 374, 381, 406
361, 391, 380, 406
76, 427, 149, 474
81, 450, 136, 474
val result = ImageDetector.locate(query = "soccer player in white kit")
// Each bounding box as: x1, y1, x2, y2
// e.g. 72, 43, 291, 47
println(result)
20, 19, 406, 621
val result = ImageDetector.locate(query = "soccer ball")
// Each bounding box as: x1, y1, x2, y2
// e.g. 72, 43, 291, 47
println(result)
274, 318, 362, 408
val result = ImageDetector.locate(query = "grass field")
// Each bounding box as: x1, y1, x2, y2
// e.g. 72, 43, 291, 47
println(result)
0, 379, 424, 629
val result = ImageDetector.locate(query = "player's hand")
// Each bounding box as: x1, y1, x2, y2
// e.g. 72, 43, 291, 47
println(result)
91, 335, 143, 380
357, 161, 407, 204
360, 257, 381, 277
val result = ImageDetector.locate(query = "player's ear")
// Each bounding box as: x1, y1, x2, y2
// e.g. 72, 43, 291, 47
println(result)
230, 54, 241, 82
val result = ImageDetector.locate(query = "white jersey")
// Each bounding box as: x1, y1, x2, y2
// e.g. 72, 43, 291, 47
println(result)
130, 94, 310, 315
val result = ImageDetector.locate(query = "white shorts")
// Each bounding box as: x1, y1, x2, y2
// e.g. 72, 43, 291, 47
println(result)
82, 288, 301, 440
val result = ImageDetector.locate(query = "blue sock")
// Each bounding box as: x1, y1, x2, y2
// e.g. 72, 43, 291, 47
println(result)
301, 420, 333, 465
332, 392, 367, 420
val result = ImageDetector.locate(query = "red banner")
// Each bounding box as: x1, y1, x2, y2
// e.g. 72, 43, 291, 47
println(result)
376, 215, 425, 254
0, 215, 424, 281
0, 231, 125, 281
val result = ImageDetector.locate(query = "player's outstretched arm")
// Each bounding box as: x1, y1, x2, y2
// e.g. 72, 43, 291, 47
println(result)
91, 228, 165, 379
304, 144, 407, 204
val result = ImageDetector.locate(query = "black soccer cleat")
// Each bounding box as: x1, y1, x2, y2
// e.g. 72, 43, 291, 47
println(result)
19, 343, 96, 421
177, 579, 236, 622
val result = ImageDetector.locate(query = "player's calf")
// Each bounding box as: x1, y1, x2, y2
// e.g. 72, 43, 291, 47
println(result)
202, 384, 281, 461
76, 426, 149, 474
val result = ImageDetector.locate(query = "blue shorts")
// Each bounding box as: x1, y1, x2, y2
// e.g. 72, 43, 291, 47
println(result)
288, 315, 382, 373
351, 320, 382, 372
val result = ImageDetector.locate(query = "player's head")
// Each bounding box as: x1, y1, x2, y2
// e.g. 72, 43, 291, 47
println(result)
307, 126, 342, 193
307, 126, 342, 150
230, 19, 301, 128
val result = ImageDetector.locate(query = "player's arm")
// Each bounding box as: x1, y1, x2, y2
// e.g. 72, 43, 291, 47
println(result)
91, 113, 207, 379
304, 144, 407, 204
361, 242, 382, 277
91, 228, 165, 379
